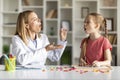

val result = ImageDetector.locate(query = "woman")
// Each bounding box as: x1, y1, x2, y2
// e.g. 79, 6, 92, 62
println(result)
12, 10, 67, 68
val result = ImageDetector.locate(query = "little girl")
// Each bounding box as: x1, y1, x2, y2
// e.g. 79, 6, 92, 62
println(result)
79, 13, 112, 67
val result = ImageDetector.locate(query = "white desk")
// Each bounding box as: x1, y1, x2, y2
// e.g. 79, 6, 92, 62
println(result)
0, 65, 120, 80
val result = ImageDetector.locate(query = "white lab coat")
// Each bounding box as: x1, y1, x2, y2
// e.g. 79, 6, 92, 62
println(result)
12, 34, 67, 68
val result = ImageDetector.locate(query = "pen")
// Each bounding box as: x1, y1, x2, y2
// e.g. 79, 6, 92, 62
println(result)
3, 54, 14, 69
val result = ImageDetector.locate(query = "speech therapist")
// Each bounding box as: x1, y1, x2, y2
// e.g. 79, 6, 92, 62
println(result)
12, 10, 67, 68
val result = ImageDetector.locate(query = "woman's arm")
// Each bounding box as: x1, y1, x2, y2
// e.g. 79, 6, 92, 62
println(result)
47, 28, 67, 61
47, 40, 67, 62
12, 36, 48, 66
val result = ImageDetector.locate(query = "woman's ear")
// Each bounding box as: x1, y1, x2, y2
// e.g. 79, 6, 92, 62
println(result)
25, 24, 29, 29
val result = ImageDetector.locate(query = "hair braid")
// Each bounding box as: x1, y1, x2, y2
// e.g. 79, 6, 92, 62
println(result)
104, 18, 108, 38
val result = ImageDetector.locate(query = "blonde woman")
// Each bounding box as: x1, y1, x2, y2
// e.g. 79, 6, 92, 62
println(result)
79, 13, 112, 67
12, 10, 67, 68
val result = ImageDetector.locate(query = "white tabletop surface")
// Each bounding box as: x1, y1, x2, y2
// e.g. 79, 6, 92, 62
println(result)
0, 65, 120, 80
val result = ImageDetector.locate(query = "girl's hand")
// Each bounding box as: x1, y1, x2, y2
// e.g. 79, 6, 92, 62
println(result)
79, 62, 86, 66
92, 61, 100, 67
45, 42, 63, 51
60, 28, 68, 41
79, 58, 88, 66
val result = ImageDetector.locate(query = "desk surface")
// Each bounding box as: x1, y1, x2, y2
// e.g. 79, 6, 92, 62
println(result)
0, 65, 120, 80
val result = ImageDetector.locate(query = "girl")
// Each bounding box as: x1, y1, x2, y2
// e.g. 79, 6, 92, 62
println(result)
79, 13, 112, 67
12, 10, 67, 68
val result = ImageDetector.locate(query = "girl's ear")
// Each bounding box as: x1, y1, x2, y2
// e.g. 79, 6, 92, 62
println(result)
95, 23, 100, 29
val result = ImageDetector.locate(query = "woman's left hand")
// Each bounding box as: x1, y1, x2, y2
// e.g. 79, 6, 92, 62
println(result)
45, 42, 63, 51
60, 28, 68, 41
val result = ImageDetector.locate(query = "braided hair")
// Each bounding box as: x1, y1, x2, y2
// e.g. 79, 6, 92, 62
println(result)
104, 18, 108, 38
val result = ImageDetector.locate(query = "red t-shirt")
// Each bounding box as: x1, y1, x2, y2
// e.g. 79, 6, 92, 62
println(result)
80, 36, 112, 65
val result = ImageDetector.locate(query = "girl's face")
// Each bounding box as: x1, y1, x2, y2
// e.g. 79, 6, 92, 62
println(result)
27, 12, 42, 33
84, 16, 98, 34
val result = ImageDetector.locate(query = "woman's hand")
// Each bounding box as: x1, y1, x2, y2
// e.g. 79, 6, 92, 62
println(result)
60, 28, 68, 41
45, 42, 63, 51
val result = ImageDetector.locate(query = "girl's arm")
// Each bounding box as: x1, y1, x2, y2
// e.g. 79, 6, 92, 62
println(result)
79, 38, 88, 66
92, 48, 112, 67
79, 47, 87, 66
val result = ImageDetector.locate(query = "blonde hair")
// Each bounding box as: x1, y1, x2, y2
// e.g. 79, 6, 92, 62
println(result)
15, 10, 34, 45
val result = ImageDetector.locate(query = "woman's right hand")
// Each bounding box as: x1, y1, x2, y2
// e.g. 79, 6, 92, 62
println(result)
45, 42, 63, 51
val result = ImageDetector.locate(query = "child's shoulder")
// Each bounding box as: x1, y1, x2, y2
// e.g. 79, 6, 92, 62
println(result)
82, 38, 87, 42
81, 37, 88, 44
101, 36, 109, 41
100, 36, 110, 43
